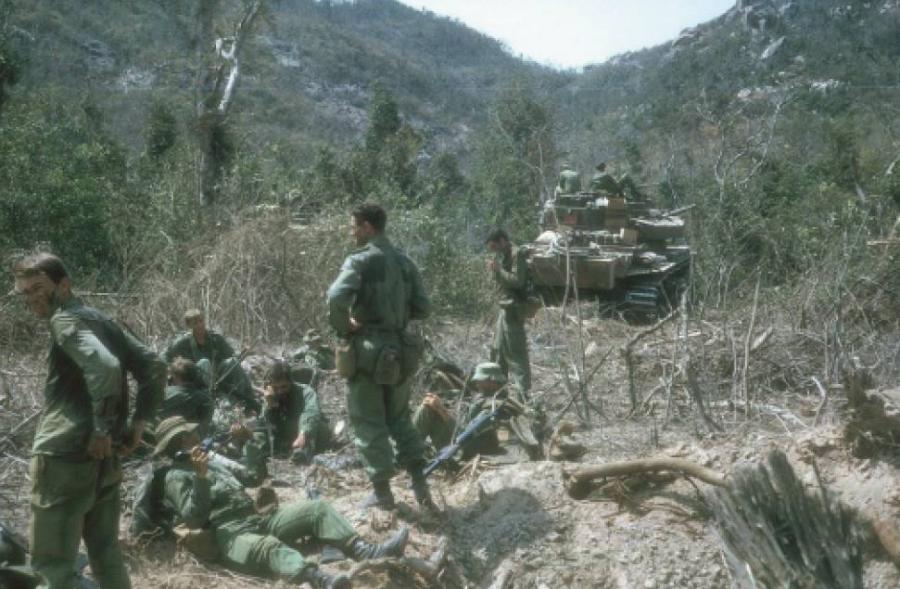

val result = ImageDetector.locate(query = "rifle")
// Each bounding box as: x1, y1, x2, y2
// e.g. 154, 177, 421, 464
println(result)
423, 397, 523, 478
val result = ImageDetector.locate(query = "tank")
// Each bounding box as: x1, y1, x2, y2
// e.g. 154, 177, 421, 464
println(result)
524, 191, 692, 317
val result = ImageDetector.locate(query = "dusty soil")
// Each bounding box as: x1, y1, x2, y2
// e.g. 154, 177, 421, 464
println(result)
2, 309, 899, 588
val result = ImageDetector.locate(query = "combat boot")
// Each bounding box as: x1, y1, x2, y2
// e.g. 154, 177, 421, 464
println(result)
408, 464, 439, 512
346, 526, 409, 560
297, 566, 351, 589
359, 480, 395, 510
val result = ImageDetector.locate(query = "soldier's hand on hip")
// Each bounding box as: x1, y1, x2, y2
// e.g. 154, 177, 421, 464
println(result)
191, 447, 209, 478
292, 432, 307, 449
263, 386, 278, 407
118, 420, 146, 457
87, 433, 113, 460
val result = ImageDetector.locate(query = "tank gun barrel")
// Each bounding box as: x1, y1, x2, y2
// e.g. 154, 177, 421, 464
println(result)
666, 204, 696, 216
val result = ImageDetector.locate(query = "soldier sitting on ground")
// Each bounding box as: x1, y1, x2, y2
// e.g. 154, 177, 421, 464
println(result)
163, 308, 261, 415
259, 360, 331, 465
414, 362, 541, 461
159, 358, 214, 435
147, 416, 410, 589
292, 329, 336, 372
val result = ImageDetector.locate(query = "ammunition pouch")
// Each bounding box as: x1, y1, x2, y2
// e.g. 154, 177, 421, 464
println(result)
519, 296, 542, 320
374, 346, 402, 385
400, 331, 424, 383
335, 339, 356, 379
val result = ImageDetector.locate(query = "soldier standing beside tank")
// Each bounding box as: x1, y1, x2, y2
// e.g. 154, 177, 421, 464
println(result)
12, 253, 165, 589
485, 229, 532, 395
326, 203, 436, 511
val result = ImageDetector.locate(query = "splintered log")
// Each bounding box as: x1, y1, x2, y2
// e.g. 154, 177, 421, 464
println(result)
564, 457, 726, 499
708, 450, 863, 589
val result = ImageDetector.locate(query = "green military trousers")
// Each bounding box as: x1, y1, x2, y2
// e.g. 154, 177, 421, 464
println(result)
216, 500, 356, 580
491, 307, 532, 392
30, 455, 130, 589
412, 405, 456, 451
347, 372, 426, 484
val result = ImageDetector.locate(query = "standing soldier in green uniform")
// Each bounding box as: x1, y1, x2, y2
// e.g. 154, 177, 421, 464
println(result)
485, 229, 532, 394
163, 309, 260, 415
326, 204, 435, 510
12, 253, 165, 589
260, 360, 329, 464
588, 161, 621, 195
554, 163, 582, 196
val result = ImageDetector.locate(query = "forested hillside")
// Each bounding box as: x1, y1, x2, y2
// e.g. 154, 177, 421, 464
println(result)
0, 0, 897, 324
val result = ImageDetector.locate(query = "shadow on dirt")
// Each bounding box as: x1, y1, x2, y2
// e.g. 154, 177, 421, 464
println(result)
444, 486, 554, 583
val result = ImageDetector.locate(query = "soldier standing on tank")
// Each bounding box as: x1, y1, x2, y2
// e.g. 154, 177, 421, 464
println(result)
588, 161, 621, 195
485, 228, 532, 395
326, 203, 436, 511
554, 162, 582, 196
12, 253, 165, 589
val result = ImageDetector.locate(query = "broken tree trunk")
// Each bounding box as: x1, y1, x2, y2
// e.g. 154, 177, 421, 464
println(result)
708, 450, 863, 589
842, 359, 900, 458
195, 0, 263, 207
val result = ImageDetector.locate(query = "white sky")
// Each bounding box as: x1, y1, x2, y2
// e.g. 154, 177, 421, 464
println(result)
397, 0, 737, 69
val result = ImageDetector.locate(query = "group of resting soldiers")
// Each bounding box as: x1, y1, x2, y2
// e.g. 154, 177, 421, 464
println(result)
3, 203, 542, 589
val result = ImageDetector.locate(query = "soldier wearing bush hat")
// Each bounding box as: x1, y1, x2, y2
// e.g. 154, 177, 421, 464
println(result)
150, 416, 409, 589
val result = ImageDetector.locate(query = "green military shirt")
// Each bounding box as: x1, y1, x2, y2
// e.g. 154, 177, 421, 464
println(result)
163, 329, 235, 366
160, 384, 214, 430
556, 169, 582, 195
163, 459, 256, 530
589, 171, 620, 195
264, 382, 323, 453
34, 298, 165, 457
326, 234, 430, 337
492, 245, 529, 307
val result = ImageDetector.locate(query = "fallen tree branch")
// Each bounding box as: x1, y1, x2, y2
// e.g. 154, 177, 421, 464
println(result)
564, 457, 727, 499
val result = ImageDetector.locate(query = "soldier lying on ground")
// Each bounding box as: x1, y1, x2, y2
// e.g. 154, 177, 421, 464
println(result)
159, 358, 214, 435
142, 416, 410, 589
163, 308, 261, 415
259, 360, 331, 465
414, 362, 542, 463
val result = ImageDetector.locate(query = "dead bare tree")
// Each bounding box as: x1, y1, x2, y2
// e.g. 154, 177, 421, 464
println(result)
194, 0, 263, 207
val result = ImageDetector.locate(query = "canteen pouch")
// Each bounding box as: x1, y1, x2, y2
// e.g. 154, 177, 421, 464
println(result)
519, 296, 542, 320
400, 331, 424, 382
374, 345, 402, 386
335, 338, 356, 379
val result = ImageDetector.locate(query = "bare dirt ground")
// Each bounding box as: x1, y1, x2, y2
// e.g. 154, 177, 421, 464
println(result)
2, 306, 899, 588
